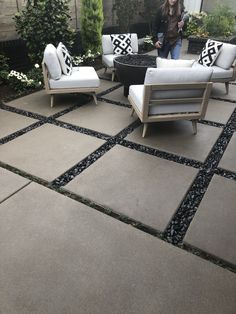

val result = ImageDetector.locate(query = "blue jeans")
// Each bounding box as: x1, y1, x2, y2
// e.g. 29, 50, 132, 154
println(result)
158, 38, 182, 59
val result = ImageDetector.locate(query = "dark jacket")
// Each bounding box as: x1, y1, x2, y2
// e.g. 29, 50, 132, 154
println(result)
153, 6, 186, 42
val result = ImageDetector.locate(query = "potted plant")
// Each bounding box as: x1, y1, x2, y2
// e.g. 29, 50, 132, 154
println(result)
186, 5, 236, 54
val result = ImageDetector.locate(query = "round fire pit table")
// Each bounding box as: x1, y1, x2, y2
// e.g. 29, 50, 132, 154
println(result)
114, 54, 157, 97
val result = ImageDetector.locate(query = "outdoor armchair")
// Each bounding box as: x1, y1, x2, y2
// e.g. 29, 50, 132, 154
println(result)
128, 67, 213, 137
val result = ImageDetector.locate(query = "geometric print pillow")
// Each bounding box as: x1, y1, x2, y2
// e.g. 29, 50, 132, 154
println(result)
198, 39, 223, 67
56, 42, 73, 75
110, 34, 133, 55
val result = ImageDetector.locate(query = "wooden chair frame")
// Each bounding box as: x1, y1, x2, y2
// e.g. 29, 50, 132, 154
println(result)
129, 82, 212, 137
42, 62, 99, 107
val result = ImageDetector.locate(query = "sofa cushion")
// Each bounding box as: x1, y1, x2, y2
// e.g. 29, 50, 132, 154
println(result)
49, 66, 100, 89
198, 39, 223, 67
102, 34, 138, 55
144, 67, 213, 100
102, 54, 118, 68
57, 42, 73, 76
110, 34, 133, 55
156, 57, 195, 68
212, 40, 236, 70
43, 44, 62, 80
193, 62, 234, 80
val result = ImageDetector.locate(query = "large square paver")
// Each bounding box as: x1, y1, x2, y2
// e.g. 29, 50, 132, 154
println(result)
218, 132, 236, 172
0, 182, 235, 313
185, 175, 236, 265
101, 86, 130, 104
58, 100, 136, 135
0, 168, 29, 203
0, 124, 105, 181
205, 99, 236, 124
126, 121, 221, 162
66, 145, 198, 231
0, 109, 38, 139
97, 78, 120, 93
211, 82, 236, 102
5, 90, 82, 117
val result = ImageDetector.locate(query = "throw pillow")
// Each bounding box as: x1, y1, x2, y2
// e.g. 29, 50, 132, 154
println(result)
56, 42, 73, 75
110, 34, 133, 55
156, 57, 195, 68
43, 44, 62, 80
198, 39, 223, 67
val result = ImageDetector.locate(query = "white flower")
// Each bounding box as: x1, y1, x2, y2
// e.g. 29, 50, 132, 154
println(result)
34, 63, 39, 68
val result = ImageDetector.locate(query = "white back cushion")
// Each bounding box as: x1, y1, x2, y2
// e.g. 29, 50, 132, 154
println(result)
212, 40, 236, 70
102, 33, 138, 55
43, 44, 61, 80
156, 57, 195, 68
144, 67, 213, 99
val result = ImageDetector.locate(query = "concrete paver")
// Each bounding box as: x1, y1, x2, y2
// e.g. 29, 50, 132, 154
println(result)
5, 90, 81, 116
126, 121, 221, 162
0, 124, 105, 181
57, 100, 136, 136
97, 78, 120, 93
211, 82, 236, 102
0, 168, 30, 203
205, 99, 236, 124
66, 145, 198, 231
0, 109, 38, 139
185, 175, 236, 265
218, 132, 236, 173
0, 182, 235, 314
101, 86, 130, 104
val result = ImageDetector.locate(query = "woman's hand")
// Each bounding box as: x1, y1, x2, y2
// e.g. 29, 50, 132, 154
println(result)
155, 41, 162, 49
178, 20, 184, 29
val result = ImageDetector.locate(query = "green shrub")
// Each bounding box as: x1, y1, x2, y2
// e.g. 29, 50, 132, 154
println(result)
14, 0, 75, 64
81, 0, 104, 54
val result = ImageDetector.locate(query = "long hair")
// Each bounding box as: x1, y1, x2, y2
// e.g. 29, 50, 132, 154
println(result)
161, 0, 182, 17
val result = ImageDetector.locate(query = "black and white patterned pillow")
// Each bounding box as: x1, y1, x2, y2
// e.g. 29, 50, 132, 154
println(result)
110, 34, 133, 55
198, 39, 223, 67
56, 42, 73, 75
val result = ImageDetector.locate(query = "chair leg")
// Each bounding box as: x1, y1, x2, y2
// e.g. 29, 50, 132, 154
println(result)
131, 107, 135, 116
225, 82, 229, 95
192, 120, 197, 135
111, 70, 115, 82
104, 67, 107, 73
50, 95, 54, 108
92, 93, 98, 105
142, 123, 148, 137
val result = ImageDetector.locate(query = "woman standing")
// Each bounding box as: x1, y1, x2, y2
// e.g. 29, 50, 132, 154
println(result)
154, 0, 186, 59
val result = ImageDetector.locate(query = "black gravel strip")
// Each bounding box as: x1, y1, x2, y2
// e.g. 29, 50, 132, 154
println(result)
97, 97, 131, 108
163, 108, 236, 245
120, 139, 203, 169
198, 119, 225, 128
51, 140, 117, 187
97, 83, 122, 97
215, 167, 236, 181
52, 119, 111, 141
0, 102, 47, 121
181, 243, 236, 273
0, 120, 45, 145
211, 96, 236, 104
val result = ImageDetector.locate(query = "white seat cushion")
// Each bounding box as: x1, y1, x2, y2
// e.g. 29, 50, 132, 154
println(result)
49, 67, 100, 89
102, 54, 119, 68
43, 44, 62, 80
193, 62, 234, 80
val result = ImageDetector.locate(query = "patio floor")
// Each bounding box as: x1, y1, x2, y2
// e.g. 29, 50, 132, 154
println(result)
0, 41, 236, 313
